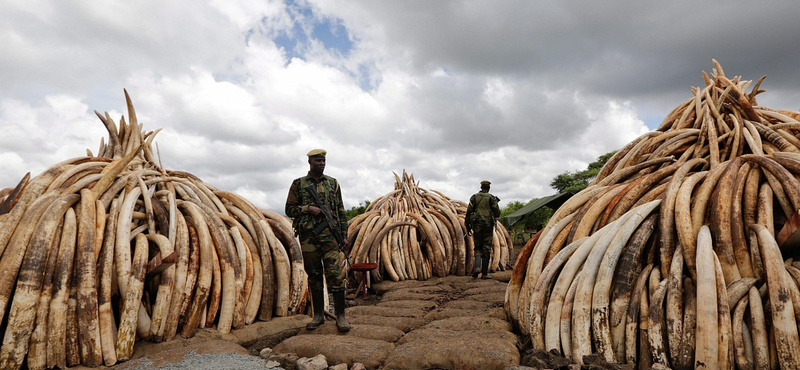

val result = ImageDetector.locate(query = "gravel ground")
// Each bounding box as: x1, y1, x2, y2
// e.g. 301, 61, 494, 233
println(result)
116, 350, 277, 370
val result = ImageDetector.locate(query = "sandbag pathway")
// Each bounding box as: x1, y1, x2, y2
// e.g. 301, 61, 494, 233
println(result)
271, 272, 520, 370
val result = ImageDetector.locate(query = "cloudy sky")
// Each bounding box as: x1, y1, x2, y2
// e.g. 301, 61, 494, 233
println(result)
3, 0, 800, 214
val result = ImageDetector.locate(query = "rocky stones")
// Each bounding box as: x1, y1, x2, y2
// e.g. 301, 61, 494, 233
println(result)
274, 335, 394, 369
297, 354, 327, 370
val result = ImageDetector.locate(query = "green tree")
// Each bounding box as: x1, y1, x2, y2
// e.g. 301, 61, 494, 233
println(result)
549, 172, 588, 194
550, 151, 616, 194
501, 199, 553, 246
501, 201, 526, 218
588, 151, 615, 173
345, 200, 371, 220
525, 206, 553, 231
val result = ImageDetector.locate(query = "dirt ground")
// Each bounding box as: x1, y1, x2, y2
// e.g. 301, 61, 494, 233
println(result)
266, 273, 520, 370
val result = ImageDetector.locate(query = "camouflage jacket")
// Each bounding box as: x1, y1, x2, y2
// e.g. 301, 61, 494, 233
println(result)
285, 173, 348, 242
466, 191, 500, 227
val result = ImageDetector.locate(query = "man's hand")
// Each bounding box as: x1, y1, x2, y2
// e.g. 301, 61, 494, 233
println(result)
308, 205, 322, 216
343, 236, 353, 254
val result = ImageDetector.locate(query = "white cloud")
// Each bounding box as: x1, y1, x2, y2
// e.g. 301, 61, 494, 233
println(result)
210, 0, 287, 32
483, 78, 515, 113
2, 0, 800, 214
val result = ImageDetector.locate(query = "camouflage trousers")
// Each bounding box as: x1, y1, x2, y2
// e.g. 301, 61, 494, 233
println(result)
472, 226, 494, 259
301, 237, 345, 292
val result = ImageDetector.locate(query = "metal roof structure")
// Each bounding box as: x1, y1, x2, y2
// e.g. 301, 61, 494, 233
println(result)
501, 192, 572, 227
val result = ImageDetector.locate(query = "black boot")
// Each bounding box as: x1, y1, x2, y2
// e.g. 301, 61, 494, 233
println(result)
306, 287, 325, 330
471, 255, 481, 278
333, 290, 351, 333
480, 255, 492, 279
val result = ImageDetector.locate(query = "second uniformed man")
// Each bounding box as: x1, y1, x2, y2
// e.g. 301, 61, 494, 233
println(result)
465, 180, 500, 279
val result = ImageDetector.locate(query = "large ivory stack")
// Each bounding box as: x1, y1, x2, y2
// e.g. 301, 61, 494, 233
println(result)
505, 61, 800, 369
0, 91, 306, 370
347, 171, 512, 283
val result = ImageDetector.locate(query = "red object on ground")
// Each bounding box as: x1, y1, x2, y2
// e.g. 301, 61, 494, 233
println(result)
351, 263, 378, 298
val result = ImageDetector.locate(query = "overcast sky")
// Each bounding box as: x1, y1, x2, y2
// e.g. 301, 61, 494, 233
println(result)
3, 0, 800, 214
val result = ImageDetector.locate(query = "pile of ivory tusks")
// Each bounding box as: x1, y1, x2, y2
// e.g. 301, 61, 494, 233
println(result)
0, 90, 307, 370
506, 60, 800, 369
347, 170, 512, 283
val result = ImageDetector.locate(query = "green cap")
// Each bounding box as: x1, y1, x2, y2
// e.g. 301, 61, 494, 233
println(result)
480, 180, 491, 185
307, 149, 327, 158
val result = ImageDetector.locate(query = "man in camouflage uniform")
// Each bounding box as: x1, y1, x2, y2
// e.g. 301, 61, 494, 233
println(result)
465, 180, 500, 279
285, 149, 351, 332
